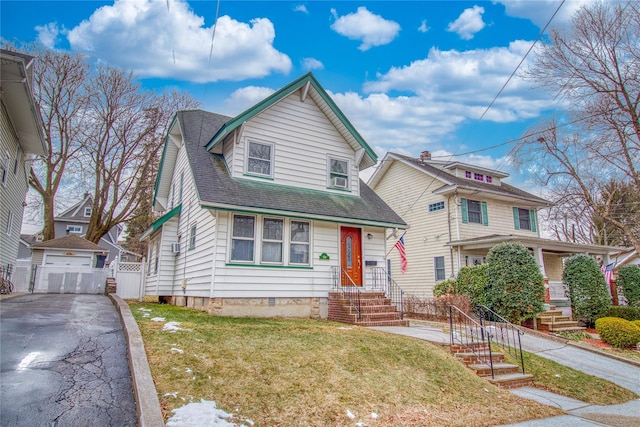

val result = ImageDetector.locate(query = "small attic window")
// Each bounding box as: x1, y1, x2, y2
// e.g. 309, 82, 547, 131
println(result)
474, 173, 484, 181
465, 171, 471, 179
84, 207, 92, 217
486, 176, 493, 183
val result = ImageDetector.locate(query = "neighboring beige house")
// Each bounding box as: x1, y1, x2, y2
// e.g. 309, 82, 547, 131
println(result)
141, 73, 406, 319
0, 49, 48, 276
368, 151, 620, 307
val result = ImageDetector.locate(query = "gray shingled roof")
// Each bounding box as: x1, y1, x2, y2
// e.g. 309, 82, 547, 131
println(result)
31, 234, 108, 252
177, 110, 407, 228
390, 153, 550, 205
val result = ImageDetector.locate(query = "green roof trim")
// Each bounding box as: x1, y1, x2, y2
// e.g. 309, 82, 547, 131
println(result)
204, 73, 377, 164
153, 113, 179, 207
139, 204, 182, 241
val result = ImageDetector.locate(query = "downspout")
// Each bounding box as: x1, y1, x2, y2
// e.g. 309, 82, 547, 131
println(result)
209, 210, 219, 299
453, 192, 461, 273
447, 194, 455, 278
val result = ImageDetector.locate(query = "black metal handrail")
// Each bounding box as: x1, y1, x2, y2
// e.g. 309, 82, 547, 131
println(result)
331, 266, 362, 321
371, 267, 404, 319
475, 305, 526, 374
448, 304, 495, 378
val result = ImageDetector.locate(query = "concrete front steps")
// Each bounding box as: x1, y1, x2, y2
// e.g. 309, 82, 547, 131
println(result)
524, 306, 586, 333
328, 291, 409, 327
450, 343, 533, 389
105, 277, 117, 294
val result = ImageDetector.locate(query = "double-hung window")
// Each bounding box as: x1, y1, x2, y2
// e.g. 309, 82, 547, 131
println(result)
328, 158, 349, 189
290, 221, 310, 264
247, 141, 273, 177
262, 218, 283, 263
84, 207, 92, 217
189, 224, 197, 250
231, 215, 256, 261
434, 256, 446, 281
67, 225, 82, 233
513, 207, 537, 232
461, 198, 488, 226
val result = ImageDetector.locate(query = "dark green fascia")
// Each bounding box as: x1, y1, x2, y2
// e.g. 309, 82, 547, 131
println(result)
204, 73, 377, 164
139, 204, 182, 241
153, 113, 179, 207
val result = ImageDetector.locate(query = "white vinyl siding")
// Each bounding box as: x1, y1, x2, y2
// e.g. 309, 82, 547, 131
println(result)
0, 103, 29, 268
230, 93, 359, 195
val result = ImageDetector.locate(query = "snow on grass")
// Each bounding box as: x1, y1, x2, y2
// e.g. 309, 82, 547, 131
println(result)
151, 317, 166, 322
171, 348, 184, 354
165, 399, 236, 427
138, 308, 152, 312
163, 321, 192, 332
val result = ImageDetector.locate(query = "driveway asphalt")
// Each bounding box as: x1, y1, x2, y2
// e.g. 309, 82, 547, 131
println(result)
0, 294, 137, 427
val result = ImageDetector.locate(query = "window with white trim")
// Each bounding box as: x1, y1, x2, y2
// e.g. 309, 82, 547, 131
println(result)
188, 224, 197, 250
428, 201, 445, 212
247, 141, 273, 177
434, 256, 446, 281
231, 215, 255, 261
262, 218, 283, 263
290, 221, 310, 264
13, 146, 20, 175
467, 199, 482, 224
0, 152, 8, 185
84, 207, 92, 217
328, 158, 349, 189
67, 225, 83, 233
461, 198, 488, 226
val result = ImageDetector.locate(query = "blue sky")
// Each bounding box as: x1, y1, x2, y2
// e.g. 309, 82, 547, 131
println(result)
2, 0, 588, 186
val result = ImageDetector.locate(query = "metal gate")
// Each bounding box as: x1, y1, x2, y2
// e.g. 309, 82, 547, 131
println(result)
31, 265, 108, 294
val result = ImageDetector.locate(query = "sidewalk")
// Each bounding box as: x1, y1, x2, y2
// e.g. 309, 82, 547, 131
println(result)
370, 321, 640, 427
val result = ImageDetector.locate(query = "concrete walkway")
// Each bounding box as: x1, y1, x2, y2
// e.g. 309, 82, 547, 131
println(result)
370, 322, 640, 427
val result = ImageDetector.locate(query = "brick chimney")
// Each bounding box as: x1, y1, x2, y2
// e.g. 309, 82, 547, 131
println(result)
419, 151, 431, 163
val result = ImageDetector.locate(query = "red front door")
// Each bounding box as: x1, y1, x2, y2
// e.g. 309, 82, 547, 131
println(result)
340, 226, 362, 286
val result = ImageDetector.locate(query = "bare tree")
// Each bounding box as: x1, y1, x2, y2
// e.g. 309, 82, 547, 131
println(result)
512, 2, 640, 254
25, 47, 90, 241
80, 65, 199, 243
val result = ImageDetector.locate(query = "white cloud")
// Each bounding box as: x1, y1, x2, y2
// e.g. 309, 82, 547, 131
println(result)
35, 22, 62, 49
330, 7, 400, 51
418, 20, 429, 33
301, 57, 324, 71
224, 86, 275, 115
495, 0, 584, 28
63, 0, 291, 82
447, 5, 486, 40
294, 4, 309, 14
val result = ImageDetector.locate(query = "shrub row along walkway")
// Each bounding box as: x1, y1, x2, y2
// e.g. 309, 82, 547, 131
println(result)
371, 322, 640, 427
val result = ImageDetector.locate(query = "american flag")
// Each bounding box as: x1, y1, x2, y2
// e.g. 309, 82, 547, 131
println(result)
601, 262, 615, 285
395, 236, 407, 273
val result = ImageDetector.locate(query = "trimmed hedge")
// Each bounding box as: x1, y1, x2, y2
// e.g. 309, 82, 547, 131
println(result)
603, 306, 640, 321
433, 279, 458, 297
562, 254, 611, 326
456, 264, 488, 306
595, 317, 640, 348
617, 265, 640, 308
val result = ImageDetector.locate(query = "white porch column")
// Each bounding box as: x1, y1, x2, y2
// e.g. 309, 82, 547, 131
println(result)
533, 247, 550, 304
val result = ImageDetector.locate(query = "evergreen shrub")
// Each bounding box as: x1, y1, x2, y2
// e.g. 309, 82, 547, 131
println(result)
617, 265, 640, 308
595, 317, 640, 348
603, 306, 640, 321
562, 254, 611, 327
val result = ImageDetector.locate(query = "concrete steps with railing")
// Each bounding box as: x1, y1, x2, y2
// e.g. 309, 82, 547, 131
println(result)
328, 292, 409, 327
524, 306, 586, 333
449, 343, 533, 389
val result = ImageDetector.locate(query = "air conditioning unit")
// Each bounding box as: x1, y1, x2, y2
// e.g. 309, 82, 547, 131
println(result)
171, 243, 181, 254
332, 176, 348, 189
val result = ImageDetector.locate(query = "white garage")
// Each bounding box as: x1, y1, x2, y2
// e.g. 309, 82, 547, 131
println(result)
30, 235, 109, 294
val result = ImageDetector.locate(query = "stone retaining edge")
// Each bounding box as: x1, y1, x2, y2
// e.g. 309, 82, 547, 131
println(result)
109, 294, 165, 427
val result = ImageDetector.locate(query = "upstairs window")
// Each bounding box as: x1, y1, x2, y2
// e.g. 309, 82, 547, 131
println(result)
329, 158, 349, 190
84, 207, 92, 217
67, 225, 82, 233
486, 176, 493, 183
247, 141, 273, 177
474, 173, 484, 181
428, 201, 445, 212
461, 198, 488, 226
189, 224, 197, 250
6, 210, 13, 236
465, 171, 471, 179
0, 152, 8, 185
513, 207, 537, 232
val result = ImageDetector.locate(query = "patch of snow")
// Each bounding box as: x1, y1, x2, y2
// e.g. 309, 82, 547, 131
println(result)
337, 327, 353, 330
346, 409, 355, 419
151, 317, 166, 322
164, 392, 178, 398
166, 399, 236, 427
143, 313, 150, 317
163, 321, 193, 332
138, 308, 152, 312
185, 368, 192, 373
171, 348, 184, 354
371, 412, 378, 419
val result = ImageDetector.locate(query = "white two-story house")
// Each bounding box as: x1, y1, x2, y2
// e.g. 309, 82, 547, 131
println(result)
368, 151, 618, 304
141, 73, 406, 318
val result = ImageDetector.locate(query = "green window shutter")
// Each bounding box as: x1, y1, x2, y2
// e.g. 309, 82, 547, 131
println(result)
481, 201, 489, 226
513, 207, 520, 230
461, 198, 468, 224
530, 209, 537, 233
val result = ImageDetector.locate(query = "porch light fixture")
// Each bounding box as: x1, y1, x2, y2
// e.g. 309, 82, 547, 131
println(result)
367, 233, 373, 240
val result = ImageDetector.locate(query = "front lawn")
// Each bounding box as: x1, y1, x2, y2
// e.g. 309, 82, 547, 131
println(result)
129, 302, 634, 426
